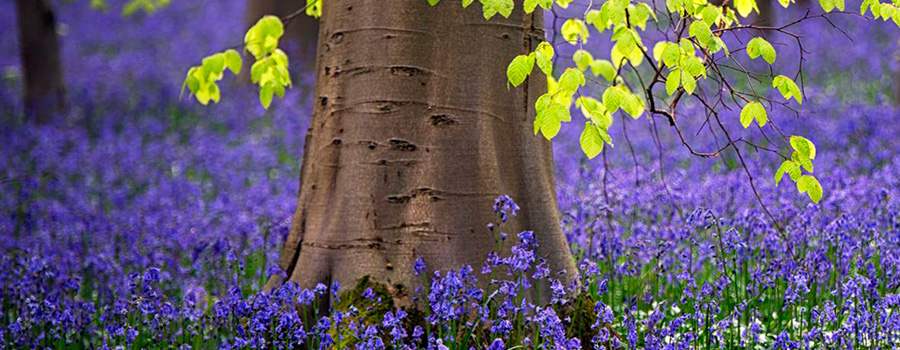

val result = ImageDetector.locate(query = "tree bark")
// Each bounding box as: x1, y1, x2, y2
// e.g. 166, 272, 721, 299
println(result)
895, 38, 900, 107
755, 0, 774, 26
245, 0, 319, 72
15, 0, 65, 123
267, 0, 578, 304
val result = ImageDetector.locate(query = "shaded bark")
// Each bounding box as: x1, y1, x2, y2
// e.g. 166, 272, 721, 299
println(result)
245, 0, 318, 72
15, 0, 65, 123
895, 38, 900, 106
268, 0, 577, 304
754, 0, 774, 26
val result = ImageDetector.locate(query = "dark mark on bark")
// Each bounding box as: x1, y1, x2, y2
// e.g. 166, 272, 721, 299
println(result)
390, 66, 425, 77
430, 114, 458, 127
389, 139, 417, 151
386, 187, 443, 203
332, 66, 372, 78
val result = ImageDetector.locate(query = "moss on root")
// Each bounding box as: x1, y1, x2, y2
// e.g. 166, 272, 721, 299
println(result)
333, 276, 426, 349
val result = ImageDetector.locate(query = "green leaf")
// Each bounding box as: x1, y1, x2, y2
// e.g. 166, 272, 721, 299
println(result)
223, 49, 242, 75
558, 68, 586, 95
682, 56, 706, 78
202, 53, 226, 75
798, 175, 823, 203
688, 20, 714, 48
820, 0, 835, 12
540, 109, 565, 139
305, 0, 322, 18
740, 101, 767, 128
661, 42, 681, 68
602, 85, 628, 114
245, 16, 285, 59
523, 0, 550, 12
590, 59, 616, 81
772, 75, 803, 105
628, 3, 653, 30
260, 83, 274, 109
795, 152, 814, 172
534, 42, 554, 76
561, 19, 589, 44
506, 54, 535, 88
573, 50, 594, 71
775, 160, 800, 185
427, 0, 440, 5
790, 135, 816, 160
681, 74, 696, 94
580, 122, 605, 159
746, 37, 777, 64
463, 0, 474, 7
576, 96, 612, 128
666, 69, 681, 95
700, 5, 721, 25
734, 0, 758, 16
623, 93, 645, 119
480, 0, 514, 19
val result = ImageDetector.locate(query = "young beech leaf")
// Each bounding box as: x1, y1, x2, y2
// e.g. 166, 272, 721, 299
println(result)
602, 85, 628, 114
576, 97, 612, 128
305, 0, 322, 18
523, 0, 551, 12
245, 16, 284, 60
688, 21, 714, 48
661, 42, 681, 68
480, 0, 514, 19
790, 135, 817, 160
772, 75, 803, 105
746, 37, 777, 64
775, 160, 801, 185
666, 69, 681, 95
506, 54, 534, 88
740, 101, 767, 128
590, 59, 616, 81
734, 0, 758, 17
681, 74, 696, 94
558, 68, 586, 95
561, 19, 589, 44
623, 93, 645, 119
700, 5, 720, 25
533, 42, 554, 76
580, 122, 605, 159
798, 175, 823, 203
573, 50, 594, 71
223, 49, 242, 75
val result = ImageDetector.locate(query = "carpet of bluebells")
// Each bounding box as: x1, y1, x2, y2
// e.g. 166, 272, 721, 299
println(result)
2, 1, 900, 349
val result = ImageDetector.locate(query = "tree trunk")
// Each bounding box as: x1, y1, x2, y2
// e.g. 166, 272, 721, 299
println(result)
755, 0, 774, 26
245, 0, 318, 72
267, 0, 578, 304
15, 0, 65, 123
895, 39, 900, 107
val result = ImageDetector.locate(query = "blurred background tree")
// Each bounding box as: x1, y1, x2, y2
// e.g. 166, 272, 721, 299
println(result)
15, 0, 65, 123
244, 0, 318, 74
